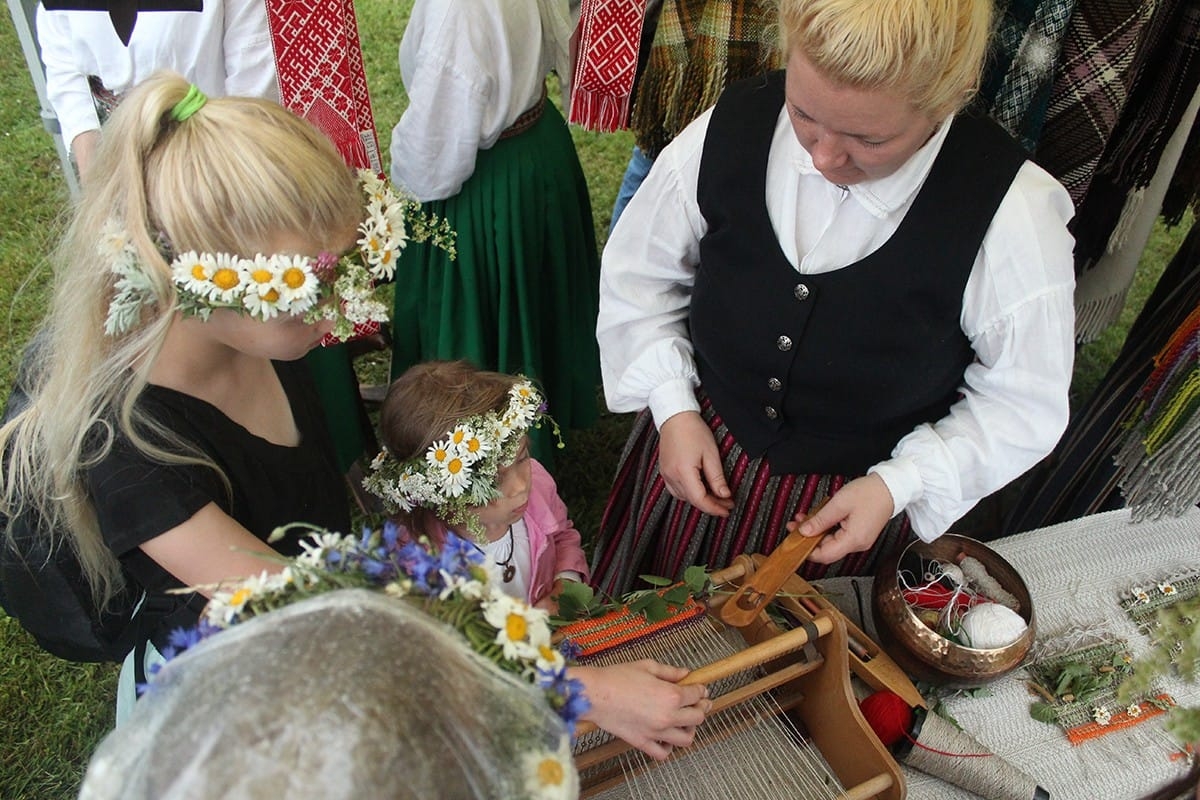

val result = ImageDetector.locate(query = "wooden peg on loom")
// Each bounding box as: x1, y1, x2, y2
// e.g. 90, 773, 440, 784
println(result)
717, 498, 830, 628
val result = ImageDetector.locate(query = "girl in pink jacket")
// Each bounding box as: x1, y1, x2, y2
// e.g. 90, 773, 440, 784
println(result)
365, 360, 588, 610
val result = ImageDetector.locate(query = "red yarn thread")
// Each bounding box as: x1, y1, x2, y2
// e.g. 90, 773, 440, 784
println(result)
860, 691, 993, 757
859, 690, 913, 746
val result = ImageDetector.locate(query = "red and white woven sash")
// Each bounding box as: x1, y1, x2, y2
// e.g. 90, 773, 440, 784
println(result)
569, 0, 648, 131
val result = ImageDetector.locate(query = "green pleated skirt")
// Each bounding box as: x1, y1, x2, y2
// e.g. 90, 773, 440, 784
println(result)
390, 96, 601, 462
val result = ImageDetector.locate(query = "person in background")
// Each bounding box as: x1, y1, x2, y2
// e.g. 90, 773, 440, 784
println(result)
387, 0, 601, 464
590, 0, 1076, 596
608, 0, 780, 233
35, 0, 278, 178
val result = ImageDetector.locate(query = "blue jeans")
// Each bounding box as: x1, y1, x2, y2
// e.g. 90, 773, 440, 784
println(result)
609, 145, 656, 236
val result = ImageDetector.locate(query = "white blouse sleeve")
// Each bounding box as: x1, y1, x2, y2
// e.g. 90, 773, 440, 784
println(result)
388, 25, 491, 202
221, 0, 280, 103
596, 111, 713, 427
35, 7, 100, 151
869, 161, 1077, 540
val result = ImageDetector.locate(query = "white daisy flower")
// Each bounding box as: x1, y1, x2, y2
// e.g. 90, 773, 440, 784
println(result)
1133, 588, 1151, 604
1158, 581, 1177, 596
482, 594, 542, 661
433, 454, 472, 497
357, 215, 390, 262
242, 285, 282, 320
535, 641, 565, 673
523, 737, 578, 800
438, 571, 487, 601
1126, 703, 1142, 718
205, 580, 257, 627
1091, 706, 1112, 726
276, 255, 320, 312
172, 252, 218, 298
209, 253, 245, 304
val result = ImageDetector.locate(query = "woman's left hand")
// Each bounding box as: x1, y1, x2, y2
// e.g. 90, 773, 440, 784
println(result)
786, 474, 895, 563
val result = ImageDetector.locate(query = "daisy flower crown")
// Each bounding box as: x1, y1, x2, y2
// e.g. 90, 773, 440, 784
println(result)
103, 170, 456, 339
362, 379, 561, 540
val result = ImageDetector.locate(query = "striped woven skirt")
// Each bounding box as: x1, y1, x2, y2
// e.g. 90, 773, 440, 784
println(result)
590, 392, 914, 597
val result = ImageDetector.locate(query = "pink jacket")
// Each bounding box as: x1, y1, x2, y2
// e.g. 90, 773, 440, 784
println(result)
522, 459, 590, 604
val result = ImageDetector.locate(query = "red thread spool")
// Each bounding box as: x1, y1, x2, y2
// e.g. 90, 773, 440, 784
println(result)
859, 690, 914, 747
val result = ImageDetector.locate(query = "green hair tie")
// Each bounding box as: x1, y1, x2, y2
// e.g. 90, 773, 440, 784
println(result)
170, 85, 207, 122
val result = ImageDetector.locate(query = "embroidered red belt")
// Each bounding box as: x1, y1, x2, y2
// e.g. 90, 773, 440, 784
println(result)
499, 85, 547, 140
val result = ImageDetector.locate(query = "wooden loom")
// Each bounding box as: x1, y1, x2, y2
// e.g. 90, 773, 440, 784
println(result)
562, 531, 924, 800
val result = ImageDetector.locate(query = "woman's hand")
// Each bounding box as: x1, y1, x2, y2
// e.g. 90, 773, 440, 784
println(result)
572, 660, 712, 761
786, 474, 895, 563
658, 411, 733, 517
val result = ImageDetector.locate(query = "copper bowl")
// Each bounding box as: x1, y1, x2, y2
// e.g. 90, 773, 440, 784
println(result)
872, 535, 1036, 688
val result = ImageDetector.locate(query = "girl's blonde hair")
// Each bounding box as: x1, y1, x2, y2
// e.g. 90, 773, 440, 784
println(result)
778, 0, 994, 119
378, 361, 521, 540
0, 71, 362, 609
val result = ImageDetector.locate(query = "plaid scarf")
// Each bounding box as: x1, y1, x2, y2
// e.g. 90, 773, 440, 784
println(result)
1034, 0, 1155, 206
975, 0, 1078, 152
629, 0, 780, 158
569, 0, 650, 131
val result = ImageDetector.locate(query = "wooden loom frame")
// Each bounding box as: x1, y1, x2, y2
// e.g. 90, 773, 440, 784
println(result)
570, 549, 914, 800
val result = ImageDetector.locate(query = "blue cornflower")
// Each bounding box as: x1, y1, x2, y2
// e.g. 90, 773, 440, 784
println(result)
438, 531, 484, 578
537, 666, 590, 736
381, 519, 402, 551
558, 639, 582, 661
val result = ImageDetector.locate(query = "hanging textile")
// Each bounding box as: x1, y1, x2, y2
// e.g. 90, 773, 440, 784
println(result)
1034, 0, 1157, 206
1115, 301, 1200, 520
1002, 220, 1200, 534
975, 0, 1078, 153
1162, 115, 1200, 226
1031, 0, 1200, 342
1071, 0, 1200, 271
1072, 82, 1200, 342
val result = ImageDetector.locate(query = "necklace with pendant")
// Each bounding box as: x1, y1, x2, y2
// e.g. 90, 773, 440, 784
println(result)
496, 525, 516, 583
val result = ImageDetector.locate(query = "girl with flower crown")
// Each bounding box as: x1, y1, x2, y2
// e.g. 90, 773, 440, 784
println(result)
368, 360, 587, 611
366, 360, 713, 761
0, 71, 409, 719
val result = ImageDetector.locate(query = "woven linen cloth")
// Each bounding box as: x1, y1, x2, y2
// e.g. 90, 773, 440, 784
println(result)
830, 508, 1200, 800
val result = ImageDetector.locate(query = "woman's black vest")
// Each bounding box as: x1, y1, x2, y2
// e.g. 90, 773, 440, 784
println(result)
691, 70, 1028, 476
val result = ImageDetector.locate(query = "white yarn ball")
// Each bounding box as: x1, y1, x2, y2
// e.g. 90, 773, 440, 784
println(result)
961, 602, 1028, 649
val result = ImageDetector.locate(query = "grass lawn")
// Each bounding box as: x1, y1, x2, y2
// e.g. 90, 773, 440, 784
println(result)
0, 3, 1193, 797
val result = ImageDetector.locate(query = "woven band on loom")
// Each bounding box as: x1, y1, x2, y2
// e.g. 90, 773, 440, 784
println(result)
1065, 695, 1175, 746
559, 596, 707, 659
